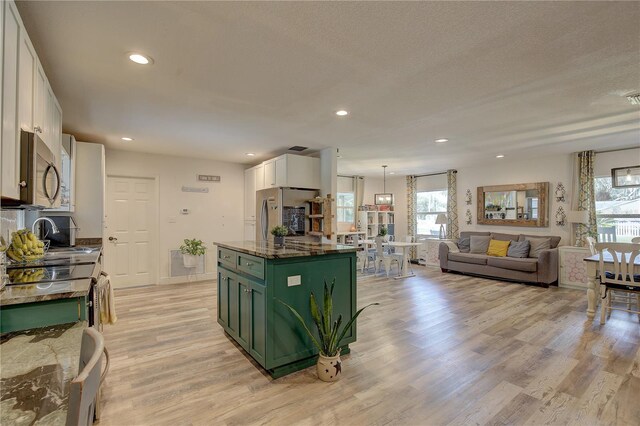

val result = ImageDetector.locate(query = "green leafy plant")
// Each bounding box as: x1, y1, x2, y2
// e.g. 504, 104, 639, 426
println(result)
377, 226, 388, 237
179, 239, 206, 256
270, 225, 289, 237
279, 279, 378, 357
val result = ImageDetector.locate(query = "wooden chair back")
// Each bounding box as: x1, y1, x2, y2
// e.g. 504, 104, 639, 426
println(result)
632, 237, 640, 243
595, 243, 640, 286
374, 236, 386, 257
597, 226, 617, 242
66, 328, 104, 426
406, 236, 415, 243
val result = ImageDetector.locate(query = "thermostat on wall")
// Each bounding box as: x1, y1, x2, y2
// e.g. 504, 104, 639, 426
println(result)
180, 208, 190, 215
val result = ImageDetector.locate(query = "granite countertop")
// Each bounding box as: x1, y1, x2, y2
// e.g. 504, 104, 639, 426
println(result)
0, 278, 92, 306
215, 240, 357, 259
7, 246, 102, 268
1, 322, 85, 425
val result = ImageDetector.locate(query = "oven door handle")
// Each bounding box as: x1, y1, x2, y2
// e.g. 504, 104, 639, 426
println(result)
43, 163, 61, 203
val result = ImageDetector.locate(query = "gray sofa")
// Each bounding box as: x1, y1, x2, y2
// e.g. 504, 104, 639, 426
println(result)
439, 231, 559, 287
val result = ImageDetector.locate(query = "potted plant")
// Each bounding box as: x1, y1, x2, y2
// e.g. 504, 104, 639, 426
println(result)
377, 226, 388, 241
179, 238, 206, 268
280, 279, 378, 382
270, 225, 289, 247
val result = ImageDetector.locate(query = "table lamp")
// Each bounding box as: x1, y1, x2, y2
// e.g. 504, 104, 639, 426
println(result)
567, 210, 588, 246
435, 213, 448, 239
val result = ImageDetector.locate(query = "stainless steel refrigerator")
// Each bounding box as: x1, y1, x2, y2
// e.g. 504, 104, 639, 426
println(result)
256, 187, 319, 242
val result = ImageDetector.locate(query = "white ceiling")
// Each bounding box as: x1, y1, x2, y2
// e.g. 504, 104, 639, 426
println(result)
17, 1, 640, 176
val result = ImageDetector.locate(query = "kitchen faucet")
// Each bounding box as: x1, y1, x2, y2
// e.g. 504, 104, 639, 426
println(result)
32, 217, 60, 236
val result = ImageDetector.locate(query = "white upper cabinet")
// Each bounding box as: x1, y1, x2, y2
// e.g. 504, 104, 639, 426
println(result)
1, 0, 63, 202
244, 167, 256, 221
263, 159, 276, 188
18, 26, 35, 132
260, 154, 320, 190
1, 1, 21, 200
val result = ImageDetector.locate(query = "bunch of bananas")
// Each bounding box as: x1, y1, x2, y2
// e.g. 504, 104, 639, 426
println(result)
6, 229, 46, 262
8, 267, 46, 283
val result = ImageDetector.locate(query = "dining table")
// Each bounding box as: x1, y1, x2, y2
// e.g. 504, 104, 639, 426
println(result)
583, 251, 640, 318
362, 240, 423, 279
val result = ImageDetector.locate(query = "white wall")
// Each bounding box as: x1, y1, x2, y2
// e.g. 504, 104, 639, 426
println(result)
105, 149, 245, 284
360, 176, 407, 241
594, 148, 640, 177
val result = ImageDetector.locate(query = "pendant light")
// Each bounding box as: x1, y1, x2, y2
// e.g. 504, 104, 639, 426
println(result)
374, 165, 394, 205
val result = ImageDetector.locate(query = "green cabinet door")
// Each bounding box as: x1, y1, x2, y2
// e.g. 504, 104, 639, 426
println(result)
227, 272, 240, 339
249, 279, 266, 365
217, 269, 230, 327
236, 278, 251, 350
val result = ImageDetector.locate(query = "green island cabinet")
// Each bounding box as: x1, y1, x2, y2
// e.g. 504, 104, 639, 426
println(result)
215, 241, 357, 378
1, 295, 88, 334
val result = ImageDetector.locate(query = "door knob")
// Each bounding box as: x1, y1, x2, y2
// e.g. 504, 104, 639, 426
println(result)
108, 236, 118, 242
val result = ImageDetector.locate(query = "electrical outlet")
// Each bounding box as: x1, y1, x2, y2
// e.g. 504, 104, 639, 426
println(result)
287, 275, 301, 287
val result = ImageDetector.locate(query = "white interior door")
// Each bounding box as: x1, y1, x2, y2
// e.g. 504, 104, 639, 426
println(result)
104, 176, 157, 288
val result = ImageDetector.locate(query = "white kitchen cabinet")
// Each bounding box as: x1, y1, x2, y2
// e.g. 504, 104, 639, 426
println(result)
254, 164, 264, 191
244, 167, 256, 221
1, 0, 21, 200
18, 26, 36, 133
75, 142, 105, 238
33, 60, 47, 139
263, 159, 276, 188
244, 220, 256, 241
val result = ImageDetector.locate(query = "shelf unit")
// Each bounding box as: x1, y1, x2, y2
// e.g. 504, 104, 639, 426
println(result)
307, 196, 334, 239
358, 210, 395, 239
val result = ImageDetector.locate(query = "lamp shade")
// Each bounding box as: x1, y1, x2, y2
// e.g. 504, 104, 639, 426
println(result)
435, 213, 448, 224
567, 210, 588, 224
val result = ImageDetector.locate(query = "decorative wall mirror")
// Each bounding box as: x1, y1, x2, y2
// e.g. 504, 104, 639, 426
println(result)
477, 182, 549, 227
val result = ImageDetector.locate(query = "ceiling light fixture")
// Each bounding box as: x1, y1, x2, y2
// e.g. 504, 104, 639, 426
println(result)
435, 138, 449, 143
389, 172, 395, 175
626, 93, 640, 105
496, 154, 505, 158
374, 165, 394, 206
245, 153, 256, 157
121, 137, 133, 141
128, 53, 153, 65
335, 110, 349, 116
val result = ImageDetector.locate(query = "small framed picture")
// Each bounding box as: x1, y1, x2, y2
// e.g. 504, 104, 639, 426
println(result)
611, 166, 640, 188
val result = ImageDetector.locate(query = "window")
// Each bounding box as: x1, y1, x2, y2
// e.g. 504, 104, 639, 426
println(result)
416, 190, 447, 236
595, 176, 640, 242
337, 192, 355, 224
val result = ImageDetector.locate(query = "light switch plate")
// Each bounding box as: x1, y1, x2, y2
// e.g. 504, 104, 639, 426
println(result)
287, 275, 301, 287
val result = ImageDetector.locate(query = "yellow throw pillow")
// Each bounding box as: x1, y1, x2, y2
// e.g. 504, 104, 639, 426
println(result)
487, 239, 510, 257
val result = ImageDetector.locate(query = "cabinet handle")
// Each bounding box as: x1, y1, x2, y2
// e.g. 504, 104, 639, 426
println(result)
246, 262, 254, 267
223, 255, 230, 259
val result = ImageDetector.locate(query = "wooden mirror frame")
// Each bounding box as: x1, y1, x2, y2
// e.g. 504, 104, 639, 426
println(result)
477, 182, 549, 227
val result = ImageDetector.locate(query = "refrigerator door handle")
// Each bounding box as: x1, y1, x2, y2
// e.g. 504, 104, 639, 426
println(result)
261, 199, 268, 241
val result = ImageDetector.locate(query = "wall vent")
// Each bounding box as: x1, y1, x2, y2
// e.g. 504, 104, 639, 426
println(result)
288, 146, 308, 152
169, 250, 205, 277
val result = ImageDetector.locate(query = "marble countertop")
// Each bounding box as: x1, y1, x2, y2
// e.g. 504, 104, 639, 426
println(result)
215, 240, 357, 259
0, 278, 92, 306
1, 322, 85, 425
6, 245, 102, 268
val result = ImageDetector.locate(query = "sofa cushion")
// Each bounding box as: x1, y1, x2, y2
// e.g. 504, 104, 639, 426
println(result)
519, 234, 561, 249
448, 252, 488, 265
525, 237, 551, 258
457, 237, 470, 253
487, 239, 510, 257
507, 240, 530, 258
470, 235, 492, 254
490, 232, 519, 242
487, 257, 538, 272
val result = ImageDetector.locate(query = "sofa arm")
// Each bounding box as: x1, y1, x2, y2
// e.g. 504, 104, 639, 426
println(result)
537, 248, 558, 285
439, 242, 451, 270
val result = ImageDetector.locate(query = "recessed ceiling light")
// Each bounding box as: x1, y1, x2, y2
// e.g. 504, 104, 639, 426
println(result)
435, 138, 449, 143
496, 154, 505, 158
128, 53, 152, 65
389, 172, 395, 175
245, 153, 256, 157
121, 137, 133, 141
335, 110, 349, 116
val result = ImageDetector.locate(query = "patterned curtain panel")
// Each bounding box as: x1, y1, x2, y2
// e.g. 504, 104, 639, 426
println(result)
446, 170, 459, 239
576, 151, 597, 246
406, 176, 417, 258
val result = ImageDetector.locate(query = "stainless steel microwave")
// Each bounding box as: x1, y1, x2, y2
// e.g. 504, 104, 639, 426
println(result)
16, 130, 61, 208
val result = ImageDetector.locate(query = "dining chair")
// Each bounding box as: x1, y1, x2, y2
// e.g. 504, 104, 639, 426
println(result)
585, 236, 597, 256
374, 236, 403, 277
66, 328, 107, 426
595, 242, 640, 325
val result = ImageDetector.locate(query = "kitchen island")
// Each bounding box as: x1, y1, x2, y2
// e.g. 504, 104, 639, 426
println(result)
214, 240, 357, 378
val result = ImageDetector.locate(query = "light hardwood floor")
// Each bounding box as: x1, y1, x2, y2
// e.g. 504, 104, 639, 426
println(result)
99, 267, 640, 426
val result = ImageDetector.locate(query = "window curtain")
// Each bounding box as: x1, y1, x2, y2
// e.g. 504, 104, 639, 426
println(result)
446, 170, 459, 239
406, 175, 417, 258
575, 151, 597, 246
